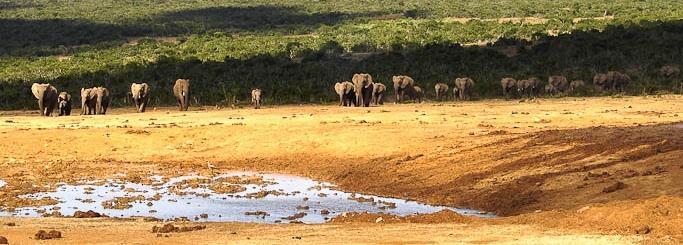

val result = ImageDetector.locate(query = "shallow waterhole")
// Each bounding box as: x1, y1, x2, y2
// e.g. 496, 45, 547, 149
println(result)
0, 172, 493, 223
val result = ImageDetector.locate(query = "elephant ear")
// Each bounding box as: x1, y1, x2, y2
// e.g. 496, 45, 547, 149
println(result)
142, 83, 149, 93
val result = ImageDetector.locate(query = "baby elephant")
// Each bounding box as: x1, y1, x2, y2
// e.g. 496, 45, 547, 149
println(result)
58, 92, 72, 116
569, 80, 585, 94
434, 83, 449, 101
130, 83, 150, 113
412, 86, 424, 103
251, 89, 262, 109
334, 81, 356, 106
372, 83, 386, 105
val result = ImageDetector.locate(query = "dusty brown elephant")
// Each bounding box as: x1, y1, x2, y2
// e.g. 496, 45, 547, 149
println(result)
58, 92, 72, 116
334, 81, 356, 106
80, 88, 97, 115
594, 71, 630, 93
392, 75, 415, 103
609, 71, 631, 92
173, 79, 191, 111
251, 88, 262, 109
94, 87, 111, 115
434, 83, 449, 101
31, 83, 58, 116
130, 83, 150, 113
517, 77, 542, 97
352, 74, 374, 107
569, 80, 585, 94
500, 77, 517, 98
659, 65, 680, 78
372, 83, 386, 105
547, 75, 569, 95
454, 77, 475, 100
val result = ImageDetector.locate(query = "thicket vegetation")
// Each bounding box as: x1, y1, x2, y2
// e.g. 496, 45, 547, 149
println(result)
1, 0, 683, 109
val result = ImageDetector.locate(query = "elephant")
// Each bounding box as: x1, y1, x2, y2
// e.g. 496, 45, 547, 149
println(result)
352, 74, 374, 107
593, 71, 630, 93
544, 84, 554, 94
58, 92, 72, 116
251, 88, 262, 109
500, 77, 517, 98
660, 65, 680, 79
392, 75, 415, 103
94, 87, 111, 115
412, 86, 424, 103
334, 81, 356, 106
31, 83, 58, 116
454, 77, 475, 100
173, 79, 191, 111
130, 83, 150, 113
80, 88, 97, 115
517, 77, 542, 97
371, 83, 386, 105
547, 75, 569, 95
569, 80, 585, 94
434, 83, 449, 101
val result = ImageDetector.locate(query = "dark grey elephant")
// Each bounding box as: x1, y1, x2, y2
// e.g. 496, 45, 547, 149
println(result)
392, 75, 415, 103
58, 92, 72, 116
130, 83, 150, 113
548, 75, 569, 95
173, 79, 191, 111
659, 65, 680, 79
517, 77, 542, 97
372, 83, 386, 105
80, 88, 97, 115
500, 77, 517, 98
594, 71, 630, 93
334, 81, 356, 106
31, 83, 58, 116
352, 73, 374, 107
94, 87, 111, 115
454, 77, 475, 100
251, 88, 262, 109
434, 83, 449, 101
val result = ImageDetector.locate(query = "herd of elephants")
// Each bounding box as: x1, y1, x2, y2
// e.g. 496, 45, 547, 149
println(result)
26, 68, 663, 116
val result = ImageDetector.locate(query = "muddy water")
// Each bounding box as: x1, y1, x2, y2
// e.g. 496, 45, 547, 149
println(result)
0, 172, 493, 223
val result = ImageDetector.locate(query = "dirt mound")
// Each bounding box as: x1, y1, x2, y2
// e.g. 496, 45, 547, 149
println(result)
34, 230, 61, 240
329, 210, 474, 224
0, 236, 7, 244
72, 210, 105, 218
151, 224, 206, 233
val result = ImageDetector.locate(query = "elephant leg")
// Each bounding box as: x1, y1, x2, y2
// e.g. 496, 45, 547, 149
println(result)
378, 94, 383, 105
339, 95, 344, 106
37, 98, 45, 116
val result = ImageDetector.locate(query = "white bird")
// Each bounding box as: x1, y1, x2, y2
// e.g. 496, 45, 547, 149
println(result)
207, 162, 217, 175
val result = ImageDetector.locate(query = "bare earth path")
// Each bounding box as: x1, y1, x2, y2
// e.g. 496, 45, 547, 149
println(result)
0, 96, 682, 243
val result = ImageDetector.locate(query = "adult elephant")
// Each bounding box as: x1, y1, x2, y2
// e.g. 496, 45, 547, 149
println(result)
334, 81, 355, 106
500, 77, 516, 98
58, 92, 72, 116
81, 88, 97, 115
434, 83, 449, 101
130, 83, 150, 113
593, 73, 611, 93
548, 75, 569, 94
352, 74, 374, 107
517, 77, 542, 97
609, 71, 631, 92
173, 79, 191, 111
94, 87, 111, 115
392, 75, 415, 103
31, 83, 58, 116
372, 83, 386, 105
454, 77, 475, 100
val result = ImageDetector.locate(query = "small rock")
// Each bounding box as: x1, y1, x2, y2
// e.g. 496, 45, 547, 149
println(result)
534, 210, 542, 213
72, 210, 103, 218
3, 222, 15, 226
199, 213, 208, 219
636, 225, 651, 234
35, 230, 61, 240
375, 217, 384, 223
577, 206, 590, 214
292, 236, 302, 240
296, 205, 310, 210
0, 236, 7, 244
602, 181, 625, 193
320, 209, 330, 215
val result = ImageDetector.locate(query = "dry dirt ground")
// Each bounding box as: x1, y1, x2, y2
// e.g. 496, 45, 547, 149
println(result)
0, 96, 682, 244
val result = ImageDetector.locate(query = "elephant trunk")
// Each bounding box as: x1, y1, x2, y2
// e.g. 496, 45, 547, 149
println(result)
38, 96, 45, 116
96, 96, 102, 115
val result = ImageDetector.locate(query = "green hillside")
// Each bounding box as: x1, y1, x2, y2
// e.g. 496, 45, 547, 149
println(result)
1, 0, 683, 109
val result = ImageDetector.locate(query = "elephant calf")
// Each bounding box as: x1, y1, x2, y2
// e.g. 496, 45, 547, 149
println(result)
412, 86, 423, 103
334, 81, 356, 106
454, 77, 475, 100
434, 83, 449, 101
58, 92, 72, 116
173, 79, 191, 111
569, 80, 585, 94
251, 88, 262, 109
131, 83, 150, 113
31, 83, 58, 116
372, 83, 386, 105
